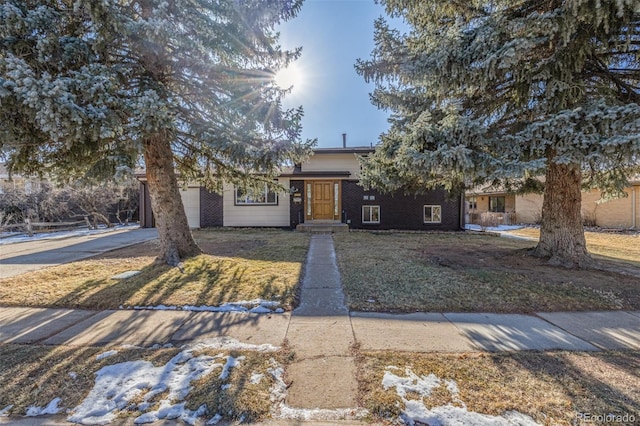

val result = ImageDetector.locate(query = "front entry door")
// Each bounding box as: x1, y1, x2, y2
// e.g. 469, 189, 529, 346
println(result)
312, 181, 334, 220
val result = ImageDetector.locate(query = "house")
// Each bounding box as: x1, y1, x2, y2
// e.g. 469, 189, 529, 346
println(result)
139, 147, 465, 231
0, 163, 42, 195
466, 179, 640, 229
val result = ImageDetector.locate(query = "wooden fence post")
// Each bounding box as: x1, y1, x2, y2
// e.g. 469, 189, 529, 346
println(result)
25, 218, 33, 237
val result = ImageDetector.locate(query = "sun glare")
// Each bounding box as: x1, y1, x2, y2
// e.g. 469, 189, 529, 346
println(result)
274, 63, 305, 93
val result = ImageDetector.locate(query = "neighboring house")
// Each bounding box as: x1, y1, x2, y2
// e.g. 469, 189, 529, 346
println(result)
466, 179, 640, 229
139, 147, 465, 231
0, 163, 42, 195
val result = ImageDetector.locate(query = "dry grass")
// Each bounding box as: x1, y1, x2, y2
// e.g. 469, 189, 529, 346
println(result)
357, 350, 640, 426
0, 343, 288, 423
0, 228, 309, 310
333, 232, 640, 313
505, 227, 640, 267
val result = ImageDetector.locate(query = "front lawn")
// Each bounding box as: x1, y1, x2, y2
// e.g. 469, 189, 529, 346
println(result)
333, 232, 640, 313
0, 229, 309, 311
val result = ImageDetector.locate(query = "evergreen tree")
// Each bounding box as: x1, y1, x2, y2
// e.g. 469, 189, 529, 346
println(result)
357, 0, 640, 267
1, 0, 312, 264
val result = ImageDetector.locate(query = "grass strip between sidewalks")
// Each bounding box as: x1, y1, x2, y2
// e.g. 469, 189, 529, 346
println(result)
0, 343, 291, 422
357, 350, 640, 426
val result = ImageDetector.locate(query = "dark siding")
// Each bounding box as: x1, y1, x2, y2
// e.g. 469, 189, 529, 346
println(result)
289, 180, 305, 228
200, 188, 223, 227
342, 180, 462, 231
139, 181, 155, 228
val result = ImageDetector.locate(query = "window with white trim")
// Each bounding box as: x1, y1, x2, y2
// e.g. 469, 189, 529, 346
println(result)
362, 205, 380, 224
235, 184, 278, 205
423, 205, 442, 223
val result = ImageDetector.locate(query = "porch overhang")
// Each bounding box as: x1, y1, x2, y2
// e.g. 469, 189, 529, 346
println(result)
279, 171, 351, 178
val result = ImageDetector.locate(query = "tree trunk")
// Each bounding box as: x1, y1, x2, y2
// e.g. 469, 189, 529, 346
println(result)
533, 160, 592, 268
143, 134, 201, 265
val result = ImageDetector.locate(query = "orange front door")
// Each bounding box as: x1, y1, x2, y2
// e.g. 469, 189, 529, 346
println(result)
312, 181, 334, 219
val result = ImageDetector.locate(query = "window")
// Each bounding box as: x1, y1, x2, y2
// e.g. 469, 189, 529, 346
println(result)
362, 205, 380, 224
424, 205, 442, 223
489, 196, 505, 213
468, 196, 477, 211
235, 184, 278, 205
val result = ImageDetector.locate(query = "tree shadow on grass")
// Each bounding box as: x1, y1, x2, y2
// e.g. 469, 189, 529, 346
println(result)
52, 261, 172, 310
491, 351, 640, 423
15, 229, 310, 311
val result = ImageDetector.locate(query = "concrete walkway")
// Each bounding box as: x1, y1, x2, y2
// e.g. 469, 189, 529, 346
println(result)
1, 233, 640, 422
285, 234, 357, 411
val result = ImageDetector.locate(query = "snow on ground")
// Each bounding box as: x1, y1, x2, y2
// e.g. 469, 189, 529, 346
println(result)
25, 398, 62, 417
129, 299, 285, 315
65, 338, 273, 425
0, 405, 13, 416
464, 224, 524, 232
185, 336, 279, 353
0, 224, 139, 245
383, 366, 540, 426
96, 350, 118, 361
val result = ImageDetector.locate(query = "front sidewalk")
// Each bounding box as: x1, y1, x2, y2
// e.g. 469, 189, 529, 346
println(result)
1, 306, 640, 351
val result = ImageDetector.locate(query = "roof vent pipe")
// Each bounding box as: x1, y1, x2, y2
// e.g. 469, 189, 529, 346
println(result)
342, 133, 347, 148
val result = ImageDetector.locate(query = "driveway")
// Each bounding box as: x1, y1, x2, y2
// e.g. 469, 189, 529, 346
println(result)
0, 227, 158, 279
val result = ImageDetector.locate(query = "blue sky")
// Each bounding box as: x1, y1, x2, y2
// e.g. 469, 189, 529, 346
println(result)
277, 0, 402, 149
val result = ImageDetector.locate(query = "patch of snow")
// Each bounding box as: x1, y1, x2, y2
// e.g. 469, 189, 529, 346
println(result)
206, 413, 223, 424
382, 367, 447, 399
383, 367, 540, 426
118, 344, 142, 350
111, 270, 142, 280
465, 224, 524, 232
0, 405, 13, 416
134, 402, 207, 425
26, 398, 62, 416
67, 347, 242, 425
96, 350, 118, 360
401, 404, 540, 426
69, 372, 77, 379
152, 304, 178, 310
220, 356, 245, 380
129, 299, 284, 314
249, 305, 272, 314
184, 337, 280, 353
250, 372, 264, 384
0, 224, 140, 245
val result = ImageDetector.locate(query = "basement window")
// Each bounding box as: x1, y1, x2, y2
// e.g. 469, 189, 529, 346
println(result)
423, 205, 442, 223
362, 205, 380, 224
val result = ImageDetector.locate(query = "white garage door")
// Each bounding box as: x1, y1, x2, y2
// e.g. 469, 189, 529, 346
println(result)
180, 187, 200, 228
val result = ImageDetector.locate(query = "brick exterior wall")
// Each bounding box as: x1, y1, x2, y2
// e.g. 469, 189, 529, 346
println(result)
200, 188, 223, 227
289, 180, 305, 227
341, 180, 462, 231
